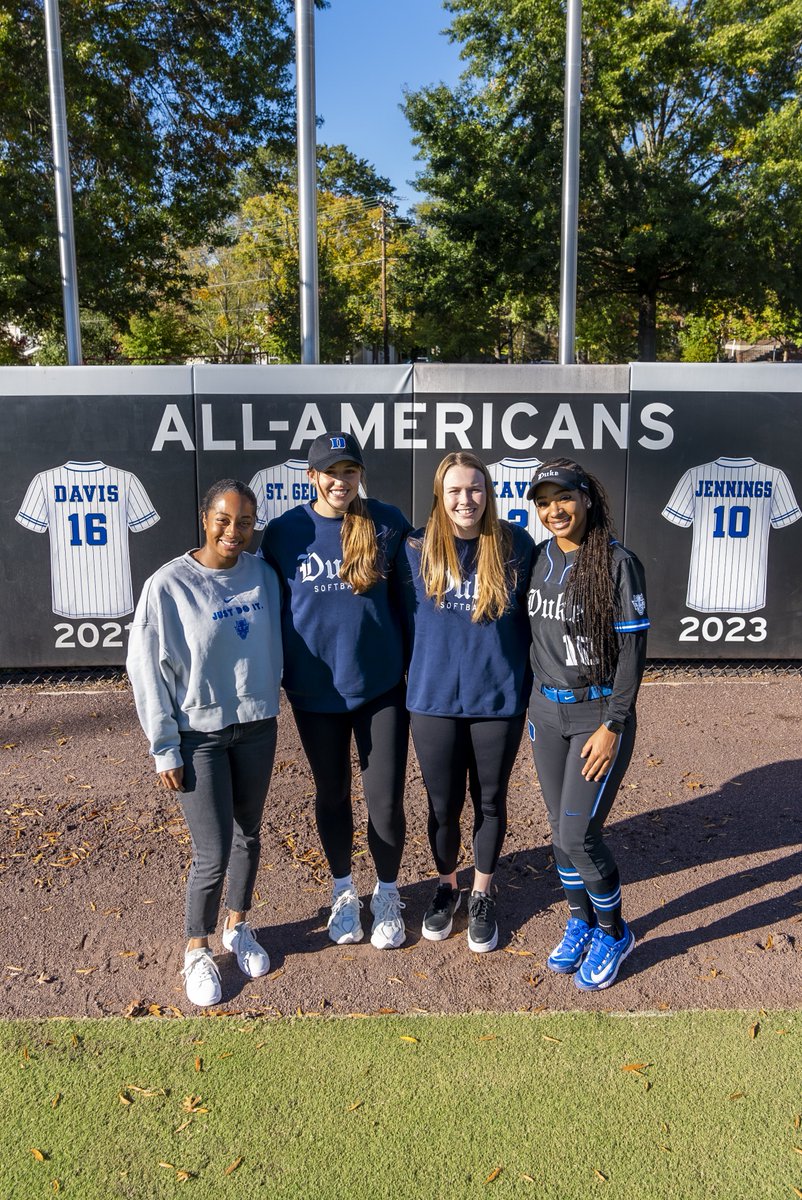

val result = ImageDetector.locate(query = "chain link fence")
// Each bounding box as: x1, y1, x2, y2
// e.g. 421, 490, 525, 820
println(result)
2, 661, 802, 691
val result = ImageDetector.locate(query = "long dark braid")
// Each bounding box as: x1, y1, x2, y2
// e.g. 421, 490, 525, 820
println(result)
542, 457, 620, 690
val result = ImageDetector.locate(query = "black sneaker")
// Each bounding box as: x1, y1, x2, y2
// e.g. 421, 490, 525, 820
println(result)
467, 890, 498, 953
421, 883, 461, 941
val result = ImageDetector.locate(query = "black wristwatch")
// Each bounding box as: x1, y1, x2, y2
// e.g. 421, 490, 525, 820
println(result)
603, 718, 626, 735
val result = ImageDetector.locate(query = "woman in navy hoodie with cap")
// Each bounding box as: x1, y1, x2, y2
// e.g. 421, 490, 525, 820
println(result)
262, 432, 412, 951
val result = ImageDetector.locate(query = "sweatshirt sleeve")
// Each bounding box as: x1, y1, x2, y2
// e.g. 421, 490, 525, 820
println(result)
126, 577, 183, 774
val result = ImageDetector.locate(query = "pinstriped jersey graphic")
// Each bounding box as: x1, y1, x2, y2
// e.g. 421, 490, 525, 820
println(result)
248, 459, 367, 530
486, 456, 547, 541
248, 460, 317, 530
16, 461, 159, 618
662, 456, 800, 613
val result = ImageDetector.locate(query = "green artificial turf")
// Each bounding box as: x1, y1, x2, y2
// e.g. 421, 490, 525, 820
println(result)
0, 1011, 799, 1199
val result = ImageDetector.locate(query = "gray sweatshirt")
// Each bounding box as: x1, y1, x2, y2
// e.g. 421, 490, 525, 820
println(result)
126, 551, 283, 773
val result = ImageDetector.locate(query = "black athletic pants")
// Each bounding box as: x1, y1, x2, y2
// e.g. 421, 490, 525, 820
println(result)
528, 686, 635, 926
410, 711, 525, 877
292, 682, 409, 882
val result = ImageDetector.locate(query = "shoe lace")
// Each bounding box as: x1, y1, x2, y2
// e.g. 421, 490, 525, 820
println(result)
563, 918, 590, 949
432, 884, 455, 913
470, 893, 493, 923
235, 923, 261, 960
331, 889, 361, 918
183, 951, 218, 985
584, 927, 613, 970
374, 890, 405, 920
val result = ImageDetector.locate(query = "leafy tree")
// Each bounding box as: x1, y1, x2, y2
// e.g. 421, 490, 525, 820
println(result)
188, 144, 410, 363
404, 0, 802, 361
119, 305, 196, 365
0, 0, 298, 336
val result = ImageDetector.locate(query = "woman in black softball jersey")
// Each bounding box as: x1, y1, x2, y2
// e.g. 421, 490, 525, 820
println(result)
527, 459, 649, 991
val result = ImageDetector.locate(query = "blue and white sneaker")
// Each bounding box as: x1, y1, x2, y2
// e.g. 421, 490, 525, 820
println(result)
547, 918, 595, 974
574, 923, 635, 991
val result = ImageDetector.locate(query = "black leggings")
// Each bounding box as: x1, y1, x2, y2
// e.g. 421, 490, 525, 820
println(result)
410, 712, 525, 877
292, 682, 409, 882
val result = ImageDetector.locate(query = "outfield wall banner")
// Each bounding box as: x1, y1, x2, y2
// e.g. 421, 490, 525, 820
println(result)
1, 367, 197, 669
627, 364, 802, 658
410, 364, 632, 532
192, 365, 415, 531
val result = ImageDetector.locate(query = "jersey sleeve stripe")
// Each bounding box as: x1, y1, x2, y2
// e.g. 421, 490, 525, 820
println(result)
15, 511, 48, 531
770, 507, 801, 525
129, 511, 159, 529
662, 505, 693, 526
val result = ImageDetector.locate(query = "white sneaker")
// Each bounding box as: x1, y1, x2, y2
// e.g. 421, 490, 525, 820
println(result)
369, 886, 406, 949
182, 948, 222, 1008
327, 886, 364, 945
221, 920, 270, 978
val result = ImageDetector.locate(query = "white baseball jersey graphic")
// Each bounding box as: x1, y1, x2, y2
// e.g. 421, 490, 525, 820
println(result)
249, 459, 367, 530
16, 460, 160, 618
662, 456, 800, 612
486, 456, 548, 541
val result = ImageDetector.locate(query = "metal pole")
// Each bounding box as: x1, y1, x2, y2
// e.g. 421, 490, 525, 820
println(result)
295, 0, 319, 364
558, 0, 582, 366
380, 203, 389, 364
44, 0, 82, 364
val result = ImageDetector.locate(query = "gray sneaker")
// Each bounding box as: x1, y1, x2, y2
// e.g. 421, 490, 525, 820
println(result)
369, 886, 406, 949
327, 885, 364, 945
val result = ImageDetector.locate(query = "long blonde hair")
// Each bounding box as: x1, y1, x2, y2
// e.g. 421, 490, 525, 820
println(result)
308, 468, 384, 594
420, 452, 514, 622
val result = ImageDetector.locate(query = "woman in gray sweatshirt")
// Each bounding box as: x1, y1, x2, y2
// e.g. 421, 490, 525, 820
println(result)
127, 479, 282, 1008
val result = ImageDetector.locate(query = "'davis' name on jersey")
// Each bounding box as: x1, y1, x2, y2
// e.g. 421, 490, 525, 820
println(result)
694, 479, 773, 498
53, 483, 119, 502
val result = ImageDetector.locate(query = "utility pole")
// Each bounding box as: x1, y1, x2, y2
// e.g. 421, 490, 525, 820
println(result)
44, 0, 82, 364
558, 0, 582, 365
295, 0, 319, 363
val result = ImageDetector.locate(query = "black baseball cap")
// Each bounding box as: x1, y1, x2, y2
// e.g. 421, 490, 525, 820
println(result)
526, 465, 590, 501
307, 432, 365, 472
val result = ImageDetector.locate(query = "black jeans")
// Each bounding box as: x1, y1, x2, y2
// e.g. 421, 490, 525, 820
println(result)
178, 717, 277, 938
292, 683, 409, 881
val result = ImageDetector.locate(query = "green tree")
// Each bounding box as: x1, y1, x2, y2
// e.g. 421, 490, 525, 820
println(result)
119, 305, 196, 365
188, 144, 410, 363
404, 0, 802, 361
0, 1, 298, 337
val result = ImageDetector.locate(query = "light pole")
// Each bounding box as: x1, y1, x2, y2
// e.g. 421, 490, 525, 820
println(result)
44, 0, 82, 364
295, 0, 319, 364
558, 0, 582, 366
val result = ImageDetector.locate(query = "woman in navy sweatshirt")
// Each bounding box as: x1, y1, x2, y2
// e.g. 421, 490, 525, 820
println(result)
262, 432, 412, 950
399, 451, 534, 952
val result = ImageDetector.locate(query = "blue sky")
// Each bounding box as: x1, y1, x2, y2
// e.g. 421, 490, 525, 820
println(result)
314, 0, 466, 210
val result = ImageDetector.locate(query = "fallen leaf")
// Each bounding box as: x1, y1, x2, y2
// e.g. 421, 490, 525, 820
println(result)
52, 1182, 60, 1194
621, 1062, 650, 1072
176, 1170, 193, 1182
174, 1120, 192, 1133
729, 1092, 745, 1101
195, 1057, 202, 1073
30, 1148, 46, 1162
346, 1099, 363, 1112
51, 1094, 61, 1109
765, 934, 774, 950
520, 1174, 536, 1183
118, 1092, 132, 1106
158, 1162, 175, 1170
217, 1052, 233, 1059
749, 1022, 760, 1039
224, 1157, 243, 1176
795, 1114, 801, 1130
502, 947, 534, 957
485, 1166, 503, 1183
478, 1035, 497, 1042
594, 1169, 608, 1181
399, 1035, 418, 1044
377, 1008, 398, 1015
792, 1188, 802, 1199
793, 1147, 802, 1157
181, 1095, 208, 1114
542, 1035, 562, 1044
